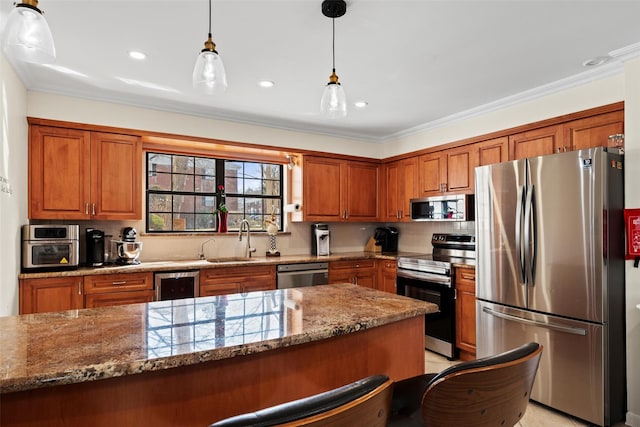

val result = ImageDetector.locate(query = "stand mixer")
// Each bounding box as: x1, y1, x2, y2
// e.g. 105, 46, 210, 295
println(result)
115, 227, 143, 265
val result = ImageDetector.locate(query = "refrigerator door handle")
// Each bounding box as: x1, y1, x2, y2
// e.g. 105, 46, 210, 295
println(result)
523, 184, 537, 284
482, 306, 587, 336
515, 185, 526, 283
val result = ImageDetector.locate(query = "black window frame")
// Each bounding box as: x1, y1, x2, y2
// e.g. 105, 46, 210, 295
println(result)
145, 152, 284, 234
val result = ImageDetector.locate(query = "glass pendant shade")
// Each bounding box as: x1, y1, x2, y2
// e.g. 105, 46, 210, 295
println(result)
2, 3, 56, 64
192, 47, 227, 94
321, 80, 347, 119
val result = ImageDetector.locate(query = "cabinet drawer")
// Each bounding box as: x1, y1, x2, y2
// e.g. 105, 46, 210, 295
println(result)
455, 268, 476, 286
380, 260, 397, 271
84, 272, 154, 294
200, 265, 276, 285
330, 260, 376, 270
85, 290, 155, 308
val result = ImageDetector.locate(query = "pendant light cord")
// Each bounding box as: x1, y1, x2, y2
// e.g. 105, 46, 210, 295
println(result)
332, 16, 336, 72
208, 0, 212, 37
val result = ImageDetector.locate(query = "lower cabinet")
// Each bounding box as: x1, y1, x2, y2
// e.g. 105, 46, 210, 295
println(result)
329, 260, 377, 289
84, 272, 154, 308
200, 265, 276, 296
378, 260, 397, 293
20, 276, 84, 314
455, 267, 476, 360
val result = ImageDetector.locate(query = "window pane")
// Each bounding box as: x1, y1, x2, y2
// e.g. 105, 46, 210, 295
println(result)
195, 158, 215, 175
225, 196, 242, 213
172, 174, 194, 192
263, 164, 280, 180
264, 180, 280, 196
172, 155, 194, 174
148, 172, 171, 191
195, 175, 216, 193
196, 196, 216, 213
173, 195, 195, 213
244, 178, 262, 195
243, 162, 262, 180
148, 153, 171, 174
149, 194, 172, 212
149, 213, 172, 231
195, 213, 216, 230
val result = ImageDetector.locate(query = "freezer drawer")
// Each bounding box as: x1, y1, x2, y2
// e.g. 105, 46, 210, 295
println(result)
477, 301, 606, 426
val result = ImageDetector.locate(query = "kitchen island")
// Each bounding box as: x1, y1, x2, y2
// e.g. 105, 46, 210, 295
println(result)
1, 284, 434, 427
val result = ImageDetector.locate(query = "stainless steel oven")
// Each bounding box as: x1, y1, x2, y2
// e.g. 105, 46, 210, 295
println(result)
396, 233, 475, 360
22, 224, 79, 271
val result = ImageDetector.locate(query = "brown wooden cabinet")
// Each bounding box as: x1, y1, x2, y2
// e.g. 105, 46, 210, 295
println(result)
508, 125, 563, 160
84, 272, 154, 308
20, 276, 84, 314
295, 156, 379, 222
329, 259, 377, 289
455, 267, 476, 361
378, 260, 397, 294
418, 145, 475, 197
383, 157, 418, 221
29, 125, 142, 220
562, 110, 624, 152
200, 265, 276, 296
475, 136, 509, 167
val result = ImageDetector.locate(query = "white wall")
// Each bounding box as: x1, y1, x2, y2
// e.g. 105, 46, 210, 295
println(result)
0, 52, 28, 316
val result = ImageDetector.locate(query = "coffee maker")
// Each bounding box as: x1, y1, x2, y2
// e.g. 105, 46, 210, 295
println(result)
86, 228, 105, 267
311, 223, 330, 256
374, 227, 399, 253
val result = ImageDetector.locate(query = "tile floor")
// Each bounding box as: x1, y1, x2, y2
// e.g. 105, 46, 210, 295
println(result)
424, 351, 628, 427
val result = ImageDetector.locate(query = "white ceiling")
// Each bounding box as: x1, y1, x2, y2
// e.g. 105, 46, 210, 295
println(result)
3, 0, 640, 142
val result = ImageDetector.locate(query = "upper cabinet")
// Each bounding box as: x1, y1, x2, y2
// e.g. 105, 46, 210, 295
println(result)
418, 144, 475, 197
508, 124, 563, 160
475, 136, 508, 167
562, 110, 624, 152
29, 125, 142, 220
383, 157, 418, 221
292, 155, 379, 222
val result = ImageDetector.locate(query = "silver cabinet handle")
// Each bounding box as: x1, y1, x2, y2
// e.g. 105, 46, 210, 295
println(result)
85, 203, 89, 215
91, 203, 96, 216
78, 282, 82, 295
112, 281, 127, 285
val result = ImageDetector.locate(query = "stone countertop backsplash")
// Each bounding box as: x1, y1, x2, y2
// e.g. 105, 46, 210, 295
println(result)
0, 284, 436, 393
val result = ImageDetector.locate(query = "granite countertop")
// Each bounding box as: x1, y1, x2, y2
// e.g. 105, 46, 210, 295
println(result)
18, 252, 404, 279
0, 284, 436, 394
18, 251, 475, 279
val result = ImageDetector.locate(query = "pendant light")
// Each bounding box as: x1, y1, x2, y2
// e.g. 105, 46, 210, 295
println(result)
2, 0, 56, 64
193, 0, 227, 94
320, 0, 347, 119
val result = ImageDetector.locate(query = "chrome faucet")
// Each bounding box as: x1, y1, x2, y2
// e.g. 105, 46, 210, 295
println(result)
199, 238, 216, 260
238, 219, 256, 258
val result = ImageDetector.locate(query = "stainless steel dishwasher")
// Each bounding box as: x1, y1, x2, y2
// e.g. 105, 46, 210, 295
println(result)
276, 262, 329, 289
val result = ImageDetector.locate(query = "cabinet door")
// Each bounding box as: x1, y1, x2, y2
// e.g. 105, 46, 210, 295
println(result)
29, 126, 91, 219
476, 137, 508, 167
418, 152, 445, 197
91, 132, 142, 220
302, 157, 343, 221
445, 146, 474, 193
400, 158, 418, 221
85, 290, 155, 308
200, 265, 276, 296
383, 161, 401, 221
509, 125, 563, 160
344, 161, 379, 221
455, 268, 476, 361
20, 277, 84, 314
354, 271, 377, 289
563, 110, 624, 151
378, 260, 397, 294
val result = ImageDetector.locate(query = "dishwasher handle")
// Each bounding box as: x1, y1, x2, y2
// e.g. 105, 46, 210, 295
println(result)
276, 262, 329, 273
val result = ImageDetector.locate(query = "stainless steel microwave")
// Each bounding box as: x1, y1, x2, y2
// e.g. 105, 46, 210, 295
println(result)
22, 224, 80, 270
410, 195, 474, 221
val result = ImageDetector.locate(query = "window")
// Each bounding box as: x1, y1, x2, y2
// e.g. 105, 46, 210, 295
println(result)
146, 152, 283, 233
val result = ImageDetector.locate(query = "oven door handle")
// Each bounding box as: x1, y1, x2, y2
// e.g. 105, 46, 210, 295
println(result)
396, 269, 452, 286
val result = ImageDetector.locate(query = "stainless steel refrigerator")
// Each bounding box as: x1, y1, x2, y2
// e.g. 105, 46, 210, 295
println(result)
475, 147, 625, 426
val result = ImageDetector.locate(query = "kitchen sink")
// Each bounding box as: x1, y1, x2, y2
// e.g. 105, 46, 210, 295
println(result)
206, 257, 257, 263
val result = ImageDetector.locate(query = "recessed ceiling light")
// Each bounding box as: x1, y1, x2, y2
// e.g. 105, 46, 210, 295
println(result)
259, 80, 275, 88
582, 56, 611, 67
128, 51, 147, 60
354, 101, 368, 108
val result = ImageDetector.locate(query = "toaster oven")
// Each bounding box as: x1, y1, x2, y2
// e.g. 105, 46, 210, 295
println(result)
22, 224, 80, 271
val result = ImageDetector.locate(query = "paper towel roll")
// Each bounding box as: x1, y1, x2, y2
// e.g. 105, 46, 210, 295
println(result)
283, 203, 301, 213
